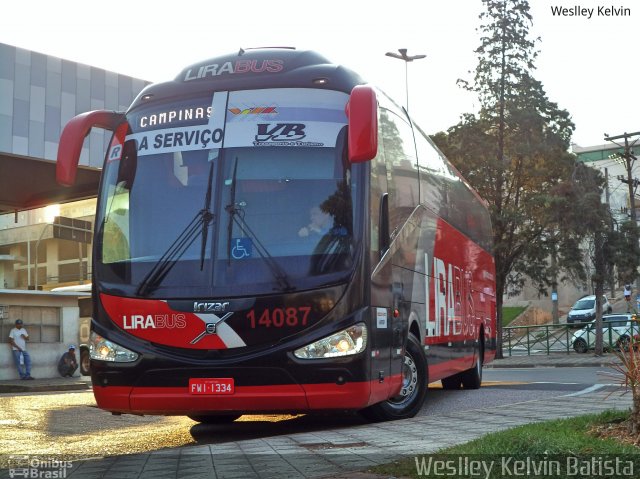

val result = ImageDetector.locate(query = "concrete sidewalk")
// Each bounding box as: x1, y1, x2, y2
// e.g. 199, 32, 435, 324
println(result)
0, 375, 91, 393
0, 352, 622, 394
486, 352, 623, 369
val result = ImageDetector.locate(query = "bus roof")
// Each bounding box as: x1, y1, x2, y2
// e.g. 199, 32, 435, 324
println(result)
129, 48, 365, 112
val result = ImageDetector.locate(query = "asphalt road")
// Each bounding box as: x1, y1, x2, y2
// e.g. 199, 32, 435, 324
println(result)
0, 366, 619, 463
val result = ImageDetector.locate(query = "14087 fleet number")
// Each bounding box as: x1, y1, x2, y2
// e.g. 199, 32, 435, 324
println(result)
246, 307, 311, 328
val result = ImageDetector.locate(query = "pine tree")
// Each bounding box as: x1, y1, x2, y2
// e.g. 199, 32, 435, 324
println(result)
434, 0, 577, 358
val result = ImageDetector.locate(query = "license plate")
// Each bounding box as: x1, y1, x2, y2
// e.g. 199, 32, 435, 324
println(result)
189, 378, 235, 395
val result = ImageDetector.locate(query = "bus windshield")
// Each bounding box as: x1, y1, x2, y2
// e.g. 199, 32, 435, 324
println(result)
95, 89, 360, 297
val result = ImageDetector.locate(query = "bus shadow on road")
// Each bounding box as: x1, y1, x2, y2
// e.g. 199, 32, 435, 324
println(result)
189, 412, 369, 443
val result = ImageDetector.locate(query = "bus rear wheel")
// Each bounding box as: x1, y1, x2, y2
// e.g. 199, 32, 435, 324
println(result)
188, 414, 242, 424
461, 340, 483, 390
360, 334, 427, 422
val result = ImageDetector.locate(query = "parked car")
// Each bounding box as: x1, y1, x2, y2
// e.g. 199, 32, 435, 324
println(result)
566, 295, 612, 326
572, 314, 639, 353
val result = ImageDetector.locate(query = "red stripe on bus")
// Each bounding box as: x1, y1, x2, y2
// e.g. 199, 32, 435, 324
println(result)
93, 375, 404, 414
100, 293, 228, 349
428, 354, 476, 382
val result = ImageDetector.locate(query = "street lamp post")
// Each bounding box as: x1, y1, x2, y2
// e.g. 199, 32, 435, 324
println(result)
385, 48, 426, 113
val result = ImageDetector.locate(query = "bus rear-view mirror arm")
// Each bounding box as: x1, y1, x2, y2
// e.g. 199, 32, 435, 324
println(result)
56, 110, 125, 187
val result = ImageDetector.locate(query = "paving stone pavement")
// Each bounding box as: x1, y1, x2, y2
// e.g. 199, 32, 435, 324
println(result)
0, 352, 632, 479
7, 389, 623, 479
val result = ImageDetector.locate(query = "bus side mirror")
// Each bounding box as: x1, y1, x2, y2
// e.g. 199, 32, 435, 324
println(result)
346, 85, 378, 163
57, 110, 125, 187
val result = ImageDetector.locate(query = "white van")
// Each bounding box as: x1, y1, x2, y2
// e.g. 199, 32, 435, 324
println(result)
567, 295, 612, 326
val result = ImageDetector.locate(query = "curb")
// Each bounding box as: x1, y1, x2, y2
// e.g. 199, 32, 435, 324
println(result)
486, 362, 617, 369
0, 381, 91, 394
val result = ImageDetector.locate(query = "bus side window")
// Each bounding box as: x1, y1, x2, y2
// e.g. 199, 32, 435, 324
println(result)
379, 109, 418, 234
415, 129, 447, 213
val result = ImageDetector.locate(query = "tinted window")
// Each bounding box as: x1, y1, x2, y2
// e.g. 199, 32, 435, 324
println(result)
573, 299, 595, 310
604, 315, 626, 322
414, 126, 492, 253
379, 108, 419, 233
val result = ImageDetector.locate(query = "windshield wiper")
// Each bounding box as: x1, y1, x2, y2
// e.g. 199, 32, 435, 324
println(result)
226, 158, 238, 266
199, 160, 215, 270
136, 163, 216, 297
225, 158, 294, 293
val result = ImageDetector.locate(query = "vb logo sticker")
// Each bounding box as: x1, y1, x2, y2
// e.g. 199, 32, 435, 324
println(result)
255, 123, 306, 142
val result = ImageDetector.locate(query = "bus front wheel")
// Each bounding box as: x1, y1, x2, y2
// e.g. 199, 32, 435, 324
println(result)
360, 334, 428, 422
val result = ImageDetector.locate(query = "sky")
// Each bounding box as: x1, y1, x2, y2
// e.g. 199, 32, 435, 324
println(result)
2, 0, 638, 147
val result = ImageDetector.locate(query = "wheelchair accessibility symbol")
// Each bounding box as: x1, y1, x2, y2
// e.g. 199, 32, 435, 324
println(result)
231, 237, 252, 259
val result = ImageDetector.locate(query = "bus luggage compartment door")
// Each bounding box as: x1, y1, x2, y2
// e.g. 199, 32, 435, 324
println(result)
369, 306, 396, 403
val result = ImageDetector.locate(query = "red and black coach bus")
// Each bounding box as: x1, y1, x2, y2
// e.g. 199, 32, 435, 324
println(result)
56, 48, 496, 422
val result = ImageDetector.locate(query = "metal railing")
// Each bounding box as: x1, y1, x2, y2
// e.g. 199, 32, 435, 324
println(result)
503, 320, 639, 356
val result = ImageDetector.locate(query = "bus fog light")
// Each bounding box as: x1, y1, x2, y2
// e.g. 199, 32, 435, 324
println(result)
294, 324, 367, 359
89, 331, 139, 362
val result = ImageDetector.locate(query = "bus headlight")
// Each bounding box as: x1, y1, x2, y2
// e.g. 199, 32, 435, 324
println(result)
89, 331, 139, 362
294, 324, 367, 359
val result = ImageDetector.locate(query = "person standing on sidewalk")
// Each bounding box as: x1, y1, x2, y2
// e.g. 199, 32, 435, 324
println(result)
624, 284, 632, 312
8, 319, 34, 380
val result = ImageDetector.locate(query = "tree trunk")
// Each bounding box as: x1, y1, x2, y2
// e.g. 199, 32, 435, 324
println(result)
594, 232, 605, 356
551, 252, 559, 325
495, 273, 504, 359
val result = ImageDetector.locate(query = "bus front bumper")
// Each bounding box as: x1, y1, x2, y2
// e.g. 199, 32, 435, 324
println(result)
91, 380, 392, 415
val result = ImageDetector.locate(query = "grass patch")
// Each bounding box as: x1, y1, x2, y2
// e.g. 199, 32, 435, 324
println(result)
502, 306, 526, 326
370, 410, 638, 478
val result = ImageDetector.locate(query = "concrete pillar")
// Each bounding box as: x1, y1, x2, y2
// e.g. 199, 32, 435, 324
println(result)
46, 240, 58, 285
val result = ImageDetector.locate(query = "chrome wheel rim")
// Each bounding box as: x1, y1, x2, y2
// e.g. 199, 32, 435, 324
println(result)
389, 353, 419, 405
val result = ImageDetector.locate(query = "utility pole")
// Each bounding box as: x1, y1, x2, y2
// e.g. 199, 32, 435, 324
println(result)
605, 168, 616, 298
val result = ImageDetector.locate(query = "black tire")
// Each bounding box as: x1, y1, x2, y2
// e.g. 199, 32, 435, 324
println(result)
441, 375, 462, 390
461, 340, 484, 390
188, 414, 242, 424
573, 338, 588, 354
80, 349, 91, 376
360, 334, 428, 422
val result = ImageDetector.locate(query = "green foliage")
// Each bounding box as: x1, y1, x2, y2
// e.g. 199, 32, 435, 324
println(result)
434, 0, 639, 358
609, 336, 640, 435
502, 306, 526, 326
615, 220, 640, 284
370, 411, 637, 479
436, 0, 578, 300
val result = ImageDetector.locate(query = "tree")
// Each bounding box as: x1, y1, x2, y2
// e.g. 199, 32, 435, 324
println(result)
562, 164, 611, 355
433, 0, 579, 358
615, 220, 640, 287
